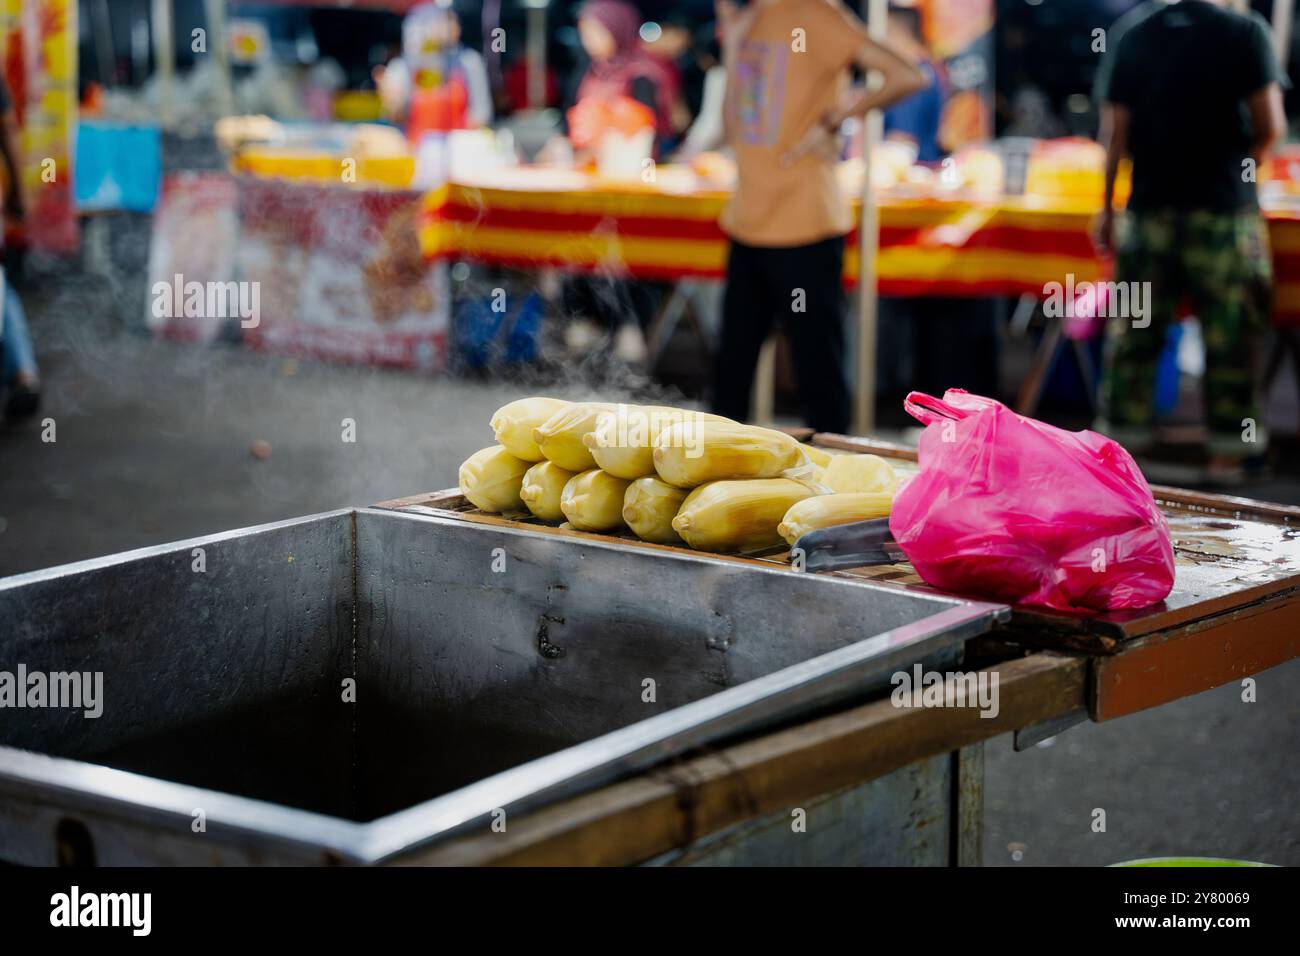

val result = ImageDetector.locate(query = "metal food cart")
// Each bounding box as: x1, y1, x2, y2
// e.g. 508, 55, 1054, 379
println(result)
0, 436, 1296, 866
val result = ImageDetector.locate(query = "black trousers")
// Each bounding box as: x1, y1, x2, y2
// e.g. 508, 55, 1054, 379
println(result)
711, 235, 850, 433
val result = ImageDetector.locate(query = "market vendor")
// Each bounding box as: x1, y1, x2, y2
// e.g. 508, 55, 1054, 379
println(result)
0, 73, 38, 421
380, 1, 492, 143
551, 0, 683, 365
566, 0, 679, 159
1094, 0, 1286, 479
711, 0, 925, 433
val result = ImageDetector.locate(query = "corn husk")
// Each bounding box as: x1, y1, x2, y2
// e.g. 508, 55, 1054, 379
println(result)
458, 445, 530, 512
778, 492, 894, 547
800, 444, 834, 468
490, 397, 571, 461
533, 402, 618, 472
821, 454, 899, 495
622, 476, 689, 543
519, 460, 576, 522
671, 478, 815, 552
653, 420, 806, 488
560, 469, 632, 532
585, 405, 727, 480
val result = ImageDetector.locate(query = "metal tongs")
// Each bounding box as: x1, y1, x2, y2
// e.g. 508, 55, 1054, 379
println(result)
794, 517, 907, 573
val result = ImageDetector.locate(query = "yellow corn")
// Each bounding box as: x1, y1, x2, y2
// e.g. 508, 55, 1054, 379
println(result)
821, 454, 899, 495
490, 396, 571, 461
560, 469, 632, 532
585, 405, 728, 479
653, 420, 805, 488
458, 445, 530, 512
671, 478, 815, 552
800, 444, 834, 468
622, 476, 688, 544
518, 460, 576, 522
778, 492, 894, 547
533, 401, 618, 472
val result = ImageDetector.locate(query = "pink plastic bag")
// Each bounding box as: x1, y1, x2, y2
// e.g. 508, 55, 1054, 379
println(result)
889, 389, 1175, 613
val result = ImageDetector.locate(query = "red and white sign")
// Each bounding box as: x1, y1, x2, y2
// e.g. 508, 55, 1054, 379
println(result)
237, 178, 449, 371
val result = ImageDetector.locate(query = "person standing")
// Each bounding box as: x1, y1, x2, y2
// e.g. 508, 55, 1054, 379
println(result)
556, 0, 681, 365
569, 0, 680, 158
882, 4, 944, 164
1095, 0, 1287, 476
381, 3, 493, 142
0, 73, 38, 420
712, 0, 925, 433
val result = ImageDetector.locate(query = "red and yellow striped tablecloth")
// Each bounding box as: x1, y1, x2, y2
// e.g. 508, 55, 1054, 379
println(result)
417, 180, 1300, 326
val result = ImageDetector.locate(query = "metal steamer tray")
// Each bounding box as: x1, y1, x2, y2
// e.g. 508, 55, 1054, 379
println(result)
0, 507, 1006, 865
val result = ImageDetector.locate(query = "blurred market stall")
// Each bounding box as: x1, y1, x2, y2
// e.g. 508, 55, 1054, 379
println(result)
126, 1, 1300, 445
1, 0, 79, 253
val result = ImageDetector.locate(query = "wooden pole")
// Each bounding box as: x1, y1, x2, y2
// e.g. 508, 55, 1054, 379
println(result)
853, 0, 887, 436
1273, 0, 1294, 65
92, 0, 115, 88
752, 337, 777, 425
152, 0, 175, 128
204, 0, 234, 117
524, 1, 548, 110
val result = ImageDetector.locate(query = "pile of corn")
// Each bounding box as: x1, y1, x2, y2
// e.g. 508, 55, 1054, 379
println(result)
458, 397, 900, 553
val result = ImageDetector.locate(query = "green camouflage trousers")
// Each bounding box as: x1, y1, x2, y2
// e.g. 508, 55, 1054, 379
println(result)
1098, 209, 1272, 456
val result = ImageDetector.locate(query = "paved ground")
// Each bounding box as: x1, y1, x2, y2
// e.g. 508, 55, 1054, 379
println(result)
984, 661, 1300, 866
3, 260, 1297, 866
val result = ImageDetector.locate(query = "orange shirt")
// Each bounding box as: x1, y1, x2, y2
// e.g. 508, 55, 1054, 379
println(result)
720, 0, 870, 247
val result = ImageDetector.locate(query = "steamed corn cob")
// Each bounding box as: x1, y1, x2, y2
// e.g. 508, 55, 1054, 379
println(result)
671, 478, 815, 552
458, 445, 531, 512
533, 402, 618, 472
778, 492, 894, 547
519, 460, 576, 522
821, 454, 899, 495
622, 476, 688, 544
585, 405, 726, 480
560, 469, 632, 532
653, 420, 806, 488
490, 397, 571, 461
584, 404, 675, 480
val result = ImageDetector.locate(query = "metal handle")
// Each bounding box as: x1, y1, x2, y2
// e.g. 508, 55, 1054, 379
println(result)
795, 517, 904, 572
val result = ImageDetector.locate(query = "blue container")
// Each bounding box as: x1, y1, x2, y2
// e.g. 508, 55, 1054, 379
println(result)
75, 122, 162, 213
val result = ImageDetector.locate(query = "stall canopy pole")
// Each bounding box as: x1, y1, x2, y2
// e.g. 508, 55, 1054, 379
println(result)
1274, 0, 1294, 64
853, 0, 887, 436
522, 0, 549, 110
152, 0, 175, 127
206, 0, 235, 117
92, 0, 115, 87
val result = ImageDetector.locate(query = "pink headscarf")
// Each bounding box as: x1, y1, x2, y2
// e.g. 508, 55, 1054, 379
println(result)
576, 0, 678, 142
581, 0, 642, 55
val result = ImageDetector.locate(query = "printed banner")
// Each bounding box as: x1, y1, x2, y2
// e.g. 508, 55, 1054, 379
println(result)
1, 0, 78, 252
238, 178, 449, 371
919, 0, 995, 151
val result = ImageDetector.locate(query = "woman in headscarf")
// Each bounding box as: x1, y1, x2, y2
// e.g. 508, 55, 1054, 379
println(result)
569, 0, 679, 158
549, 1, 681, 365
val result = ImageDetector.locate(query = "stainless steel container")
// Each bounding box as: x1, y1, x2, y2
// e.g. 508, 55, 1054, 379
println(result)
0, 508, 1004, 865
